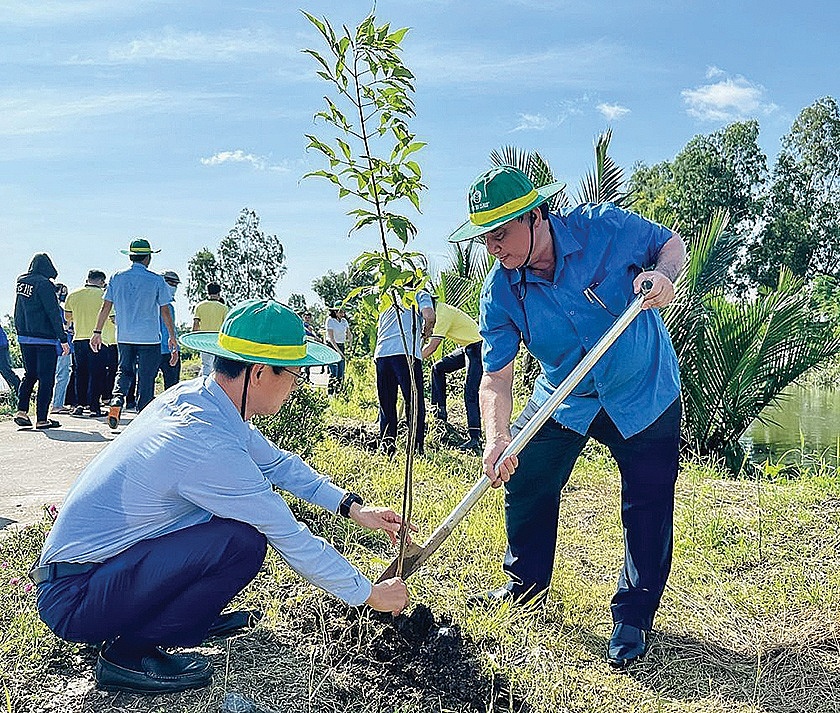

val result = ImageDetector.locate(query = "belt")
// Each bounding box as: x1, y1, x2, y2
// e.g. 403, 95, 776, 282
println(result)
28, 561, 99, 585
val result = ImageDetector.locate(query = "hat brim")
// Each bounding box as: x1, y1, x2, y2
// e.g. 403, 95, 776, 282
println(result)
179, 332, 341, 366
448, 180, 566, 243
120, 249, 161, 255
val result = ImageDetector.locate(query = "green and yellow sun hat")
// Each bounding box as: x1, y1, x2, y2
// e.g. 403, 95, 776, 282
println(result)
180, 299, 340, 367
121, 237, 161, 255
448, 165, 565, 243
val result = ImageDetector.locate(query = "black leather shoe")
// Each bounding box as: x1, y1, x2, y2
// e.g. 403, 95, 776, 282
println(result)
205, 609, 262, 640
96, 644, 212, 694
456, 438, 482, 453
607, 623, 648, 669
466, 582, 547, 608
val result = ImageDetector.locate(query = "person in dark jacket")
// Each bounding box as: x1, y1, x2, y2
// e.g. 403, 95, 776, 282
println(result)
14, 253, 70, 429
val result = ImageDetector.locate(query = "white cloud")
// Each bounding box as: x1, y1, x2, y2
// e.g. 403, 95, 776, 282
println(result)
597, 103, 630, 121
511, 113, 552, 132
0, 90, 191, 136
705, 65, 726, 80
409, 40, 627, 89
200, 150, 291, 173
508, 95, 591, 132
102, 28, 292, 64
1, 0, 168, 25
682, 72, 778, 122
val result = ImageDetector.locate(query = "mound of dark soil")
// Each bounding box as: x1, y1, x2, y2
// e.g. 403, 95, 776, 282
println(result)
292, 600, 528, 712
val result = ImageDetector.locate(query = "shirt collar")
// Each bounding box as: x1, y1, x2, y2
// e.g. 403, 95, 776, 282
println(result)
508, 213, 582, 286
206, 374, 250, 430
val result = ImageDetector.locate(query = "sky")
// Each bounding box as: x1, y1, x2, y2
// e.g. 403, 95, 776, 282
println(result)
1, 0, 837, 323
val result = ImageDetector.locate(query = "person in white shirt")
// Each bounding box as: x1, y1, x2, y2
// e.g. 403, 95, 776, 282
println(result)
324, 305, 351, 393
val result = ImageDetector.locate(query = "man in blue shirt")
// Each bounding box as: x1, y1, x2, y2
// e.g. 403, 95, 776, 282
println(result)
89, 238, 177, 428
31, 300, 412, 694
449, 166, 685, 668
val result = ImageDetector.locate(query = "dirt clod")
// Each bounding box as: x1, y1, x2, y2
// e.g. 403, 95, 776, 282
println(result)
292, 600, 527, 712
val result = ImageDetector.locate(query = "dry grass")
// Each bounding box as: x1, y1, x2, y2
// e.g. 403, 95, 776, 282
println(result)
3, 434, 840, 712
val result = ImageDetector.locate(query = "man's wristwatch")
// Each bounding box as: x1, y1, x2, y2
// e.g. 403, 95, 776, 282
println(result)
339, 492, 364, 519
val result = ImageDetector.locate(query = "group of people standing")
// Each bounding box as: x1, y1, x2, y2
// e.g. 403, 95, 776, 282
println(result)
9, 239, 231, 431
25, 161, 685, 695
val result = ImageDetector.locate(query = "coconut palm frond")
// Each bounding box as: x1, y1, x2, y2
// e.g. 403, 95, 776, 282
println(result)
438, 242, 493, 318
679, 266, 840, 465
490, 147, 570, 209
489, 146, 530, 172
575, 129, 631, 207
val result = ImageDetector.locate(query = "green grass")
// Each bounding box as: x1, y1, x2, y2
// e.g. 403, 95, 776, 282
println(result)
3, 385, 840, 711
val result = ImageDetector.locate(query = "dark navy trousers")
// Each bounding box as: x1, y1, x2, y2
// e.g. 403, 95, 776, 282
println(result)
430, 340, 483, 439
375, 354, 426, 455
115, 343, 160, 411
503, 398, 680, 630
36, 518, 267, 648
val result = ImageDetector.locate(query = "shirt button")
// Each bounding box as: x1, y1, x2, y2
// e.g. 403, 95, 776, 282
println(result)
597, 382, 603, 387
569, 310, 575, 316
553, 284, 557, 289
584, 337, 590, 342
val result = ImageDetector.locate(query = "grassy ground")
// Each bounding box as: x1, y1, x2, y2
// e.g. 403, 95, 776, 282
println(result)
3, 422, 840, 712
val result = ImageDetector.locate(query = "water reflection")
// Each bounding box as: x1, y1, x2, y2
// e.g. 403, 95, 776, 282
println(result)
741, 384, 840, 461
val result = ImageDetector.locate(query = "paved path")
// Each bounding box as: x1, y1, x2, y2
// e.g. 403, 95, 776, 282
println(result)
0, 369, 331, 531
0, 409, 137, 530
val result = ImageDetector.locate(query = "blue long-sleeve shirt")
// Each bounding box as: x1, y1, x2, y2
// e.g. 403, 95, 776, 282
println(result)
40, 375, 372, 605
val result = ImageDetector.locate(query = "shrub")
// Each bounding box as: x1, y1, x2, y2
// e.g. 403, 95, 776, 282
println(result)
253, 385, 329, 460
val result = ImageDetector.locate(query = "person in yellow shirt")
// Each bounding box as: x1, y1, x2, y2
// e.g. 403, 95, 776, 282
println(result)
421, 300, 483, 452
192, 282, 229, 376
64, 270, 108, 417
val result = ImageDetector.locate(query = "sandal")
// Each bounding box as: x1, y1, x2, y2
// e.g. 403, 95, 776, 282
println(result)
34, 419, 61, 429
13, 414, 32, 428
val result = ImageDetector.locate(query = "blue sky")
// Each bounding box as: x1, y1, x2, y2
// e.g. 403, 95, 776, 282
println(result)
1, 0, 836, 322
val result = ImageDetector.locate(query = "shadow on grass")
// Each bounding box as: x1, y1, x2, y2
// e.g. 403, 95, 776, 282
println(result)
19, 610, 527, 713
581, 629, 840, 713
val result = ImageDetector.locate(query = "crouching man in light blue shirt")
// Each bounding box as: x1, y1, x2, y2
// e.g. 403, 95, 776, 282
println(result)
31, 299, 413, 696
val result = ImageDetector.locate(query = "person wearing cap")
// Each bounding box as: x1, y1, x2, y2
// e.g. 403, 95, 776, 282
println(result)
325, 304, 351, 393
157, 270, 182, 389
421, 300, 483, 452
192, 282, 229, 377
89, 238, 177, 428
31, 299, 412, 695
64, 270, 109, 417
449, 165, 685, 668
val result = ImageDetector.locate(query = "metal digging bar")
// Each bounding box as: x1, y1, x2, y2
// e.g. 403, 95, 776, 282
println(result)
376, 280, 653, 583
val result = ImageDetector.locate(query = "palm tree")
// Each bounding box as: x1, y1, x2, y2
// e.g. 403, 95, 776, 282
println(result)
441, 135, 840, 473
664, 210, 840, 472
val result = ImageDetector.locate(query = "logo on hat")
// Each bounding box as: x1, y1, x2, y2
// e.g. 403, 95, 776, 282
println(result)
448, 166, 566, 243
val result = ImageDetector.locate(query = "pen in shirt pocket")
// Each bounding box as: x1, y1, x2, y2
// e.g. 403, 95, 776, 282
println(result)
583, 282, 609, 311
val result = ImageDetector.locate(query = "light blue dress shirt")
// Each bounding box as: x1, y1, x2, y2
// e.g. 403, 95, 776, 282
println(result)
40, 376, 372, 606
480, 203, 680, 439
374, 290, 433, 359
104, 263, 171, 345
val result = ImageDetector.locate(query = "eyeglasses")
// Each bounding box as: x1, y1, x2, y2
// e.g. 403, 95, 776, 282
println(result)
281, 367, 307, 387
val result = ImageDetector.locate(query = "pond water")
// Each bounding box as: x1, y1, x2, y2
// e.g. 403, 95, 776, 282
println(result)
741, 383, 840, 461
